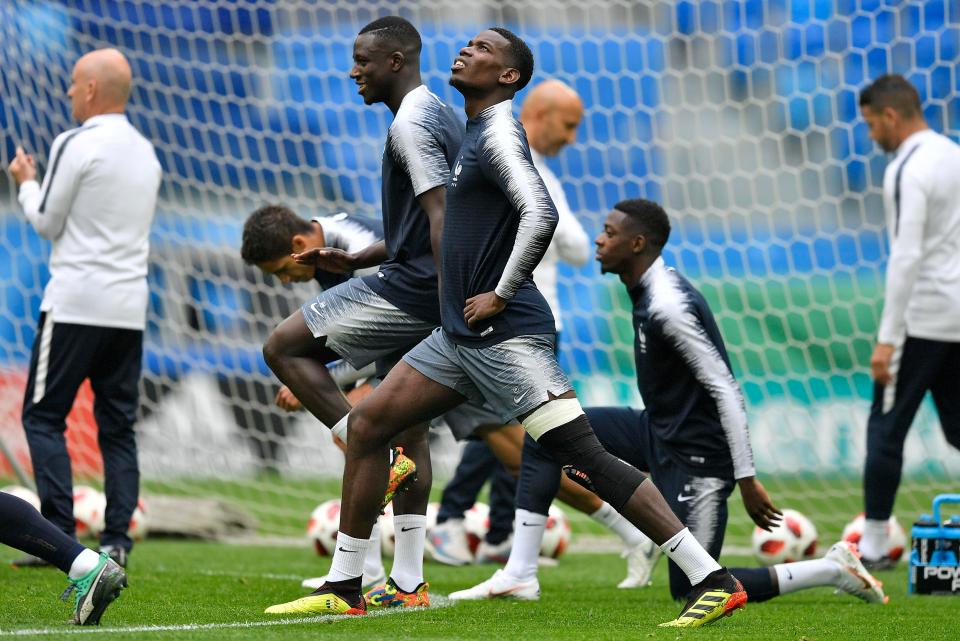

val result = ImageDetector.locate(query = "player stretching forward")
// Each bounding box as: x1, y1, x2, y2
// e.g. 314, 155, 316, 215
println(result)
268, 28, 746, 629
453, 199, 887, 610
261, 16, 463, 609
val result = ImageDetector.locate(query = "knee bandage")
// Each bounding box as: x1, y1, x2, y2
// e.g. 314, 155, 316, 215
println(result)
535, 413, 647, 511
521, 398, 585, 440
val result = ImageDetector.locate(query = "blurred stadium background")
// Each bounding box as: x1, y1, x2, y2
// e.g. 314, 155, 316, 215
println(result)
0, 0, 957, 540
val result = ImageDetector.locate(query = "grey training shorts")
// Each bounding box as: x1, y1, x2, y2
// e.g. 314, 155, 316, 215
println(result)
403, 328, 572, 424
301, 278, 435, 371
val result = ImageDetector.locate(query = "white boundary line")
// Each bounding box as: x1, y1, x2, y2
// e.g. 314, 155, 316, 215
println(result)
0, 597, 452, 637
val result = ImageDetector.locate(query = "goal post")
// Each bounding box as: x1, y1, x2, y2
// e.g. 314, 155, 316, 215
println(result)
1, 0, 957, 539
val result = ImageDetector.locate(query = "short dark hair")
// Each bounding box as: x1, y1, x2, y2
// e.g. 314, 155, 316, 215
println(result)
240, 205, 313, 264
359, 16, 422, 56
614, 199, 671, 251
859, 74, 922, 118
489, 27, 534, 91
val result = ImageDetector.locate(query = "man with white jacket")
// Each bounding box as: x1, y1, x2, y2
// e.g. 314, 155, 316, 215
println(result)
8, 48, 161, 568
857, 74, 960, 568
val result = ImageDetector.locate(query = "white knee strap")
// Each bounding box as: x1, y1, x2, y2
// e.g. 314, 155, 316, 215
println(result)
521, 398, 585, 440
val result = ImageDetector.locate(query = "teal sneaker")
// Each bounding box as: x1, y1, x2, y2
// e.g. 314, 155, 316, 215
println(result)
60, 552, 127, 625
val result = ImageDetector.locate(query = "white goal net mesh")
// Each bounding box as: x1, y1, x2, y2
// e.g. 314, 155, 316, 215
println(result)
1, 0, 957, 541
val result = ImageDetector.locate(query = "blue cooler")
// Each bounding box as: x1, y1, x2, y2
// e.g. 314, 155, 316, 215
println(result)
909, 494, 960, 595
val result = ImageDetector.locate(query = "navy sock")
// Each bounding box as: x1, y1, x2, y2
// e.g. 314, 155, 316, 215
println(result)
0, 492, 84, 573
731, 567, 779, 602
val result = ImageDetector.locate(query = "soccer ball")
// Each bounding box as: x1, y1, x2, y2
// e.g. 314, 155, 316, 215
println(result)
464, 502, 490, 555
127, 498, 149, 541
73, 485, 106, 539
380, 502, 395, 557
752, 508, 818, 565
1, 485, 41, 511
307, 499, 341, 556
540, 504, 572, 559
842, 514, 907, 562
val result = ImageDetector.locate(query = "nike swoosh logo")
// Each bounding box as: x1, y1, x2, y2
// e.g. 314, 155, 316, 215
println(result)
488, 585, 526, 598
521, 522, 540, 527
310, 302, 322, 316
786, 568, 793, 580
400, 526, 422, 532
669, 536, 685, 553
337, 547, 357, 553
643, 544, 657, 560
676, 494, 698, 503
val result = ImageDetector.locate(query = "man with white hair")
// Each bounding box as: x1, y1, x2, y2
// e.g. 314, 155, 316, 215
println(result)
8, 48, 162, 569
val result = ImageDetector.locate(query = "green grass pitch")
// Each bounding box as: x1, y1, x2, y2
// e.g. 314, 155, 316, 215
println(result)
1, 538, 953, 641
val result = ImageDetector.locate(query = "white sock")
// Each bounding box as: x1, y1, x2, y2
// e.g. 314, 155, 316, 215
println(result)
660, 527, 722, 586
774, 559, 840, 594
68, 548, 101, 580
590, 502, 646, 547
390, 514, 427, 592
326, 532, 371, 582
859, 519, 888, 560
364, 521, 384, 579
503, 509, 546, 582
331, 414, 349, 443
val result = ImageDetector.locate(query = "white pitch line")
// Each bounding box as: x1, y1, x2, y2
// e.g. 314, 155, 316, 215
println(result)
0, 597, 452, 637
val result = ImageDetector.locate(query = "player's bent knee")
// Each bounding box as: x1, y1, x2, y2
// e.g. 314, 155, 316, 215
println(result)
261, 334, 283, 371
347, 406, 390, 449
533, 411, 646, 512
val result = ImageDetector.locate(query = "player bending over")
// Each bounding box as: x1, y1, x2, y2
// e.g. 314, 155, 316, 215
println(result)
268, 28, 746, 629
452, 199, 886, 609
242, 204, 390, 588
1, 491, 126, 625
260, 16, 463, 611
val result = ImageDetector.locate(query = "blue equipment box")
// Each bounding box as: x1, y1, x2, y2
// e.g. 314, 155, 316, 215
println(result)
909, 494, 960, 595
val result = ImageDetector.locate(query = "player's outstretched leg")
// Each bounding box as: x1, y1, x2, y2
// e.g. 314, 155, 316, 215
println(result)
265, 362, 463, 616
732, 541, 887, 605
529, 397, 745, 628
0, 492, 127, 625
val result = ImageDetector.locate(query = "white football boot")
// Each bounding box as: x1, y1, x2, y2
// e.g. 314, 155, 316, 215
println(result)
425, 519, 473, 566
618, 537, 662, 588
449, 569, 540, 601
300, 565, 386, 591
826, 541, 888, 604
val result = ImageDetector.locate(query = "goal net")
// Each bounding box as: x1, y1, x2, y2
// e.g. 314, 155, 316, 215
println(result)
1, 0, 957, 541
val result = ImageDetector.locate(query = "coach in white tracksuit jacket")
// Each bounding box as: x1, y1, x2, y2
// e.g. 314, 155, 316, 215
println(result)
524, 81, 591, 326
857, 74, 960, 567
8, 48, 161, 566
